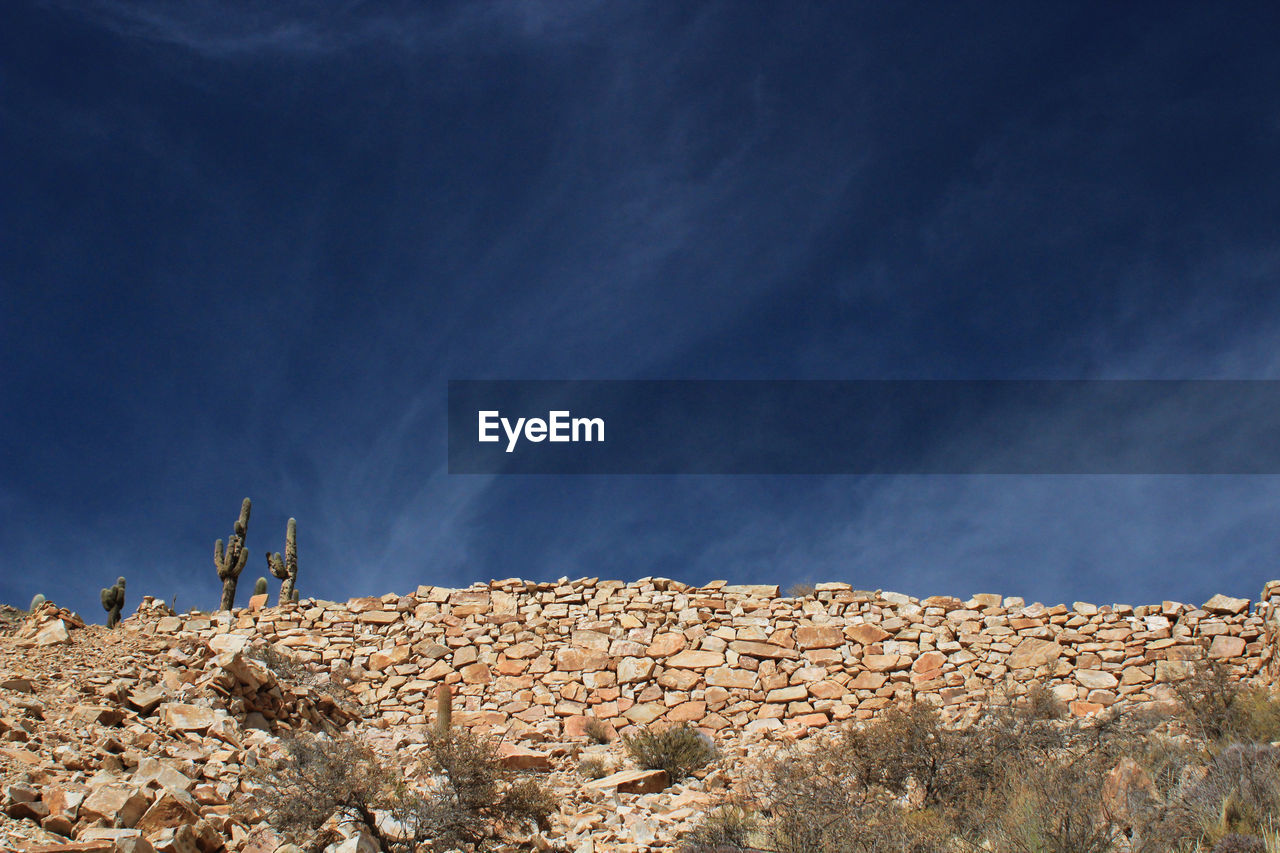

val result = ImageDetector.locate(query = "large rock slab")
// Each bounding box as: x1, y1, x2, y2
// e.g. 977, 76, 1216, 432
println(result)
1008, 638, 1062, 669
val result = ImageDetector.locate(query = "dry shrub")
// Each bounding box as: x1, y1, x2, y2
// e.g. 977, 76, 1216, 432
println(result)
1137, 743, 1280, 852
578, 756, 611, 780
252, 642, 363, 713
249, 728, 553, 852
787, 583, 817, 598
1211, 834, 1267, 853
582, 717, 613, 744
680, 804, 759, 852
1173, 659, 1280, 744
989, 748, 1128, 853
684, 693, 1154, 853
624, 724, 717, 781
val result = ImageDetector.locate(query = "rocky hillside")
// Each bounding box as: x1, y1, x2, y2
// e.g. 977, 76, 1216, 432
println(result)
1, 577, 1276, 852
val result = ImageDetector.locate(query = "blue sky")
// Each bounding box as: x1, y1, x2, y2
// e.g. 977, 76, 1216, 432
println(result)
4, 2, 1280, 621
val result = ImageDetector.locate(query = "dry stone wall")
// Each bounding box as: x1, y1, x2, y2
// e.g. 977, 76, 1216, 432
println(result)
140, 577, 1280, 740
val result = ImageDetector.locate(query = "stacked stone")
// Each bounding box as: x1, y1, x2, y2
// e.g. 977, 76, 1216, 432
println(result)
142, 578, 1266, 740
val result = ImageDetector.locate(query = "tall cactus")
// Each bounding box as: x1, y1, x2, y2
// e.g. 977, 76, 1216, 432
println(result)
253, 576, 268, 596
435, 683, 453, 735
267, 517, 298, 606
215, 498, 252, 611
101, 577, 126, 628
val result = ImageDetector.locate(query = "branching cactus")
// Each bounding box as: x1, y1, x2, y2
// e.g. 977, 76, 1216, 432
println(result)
101, 577, 126, 627
267, 517, 298, 606
215, 497, 252, 611
435, 683, 453, 735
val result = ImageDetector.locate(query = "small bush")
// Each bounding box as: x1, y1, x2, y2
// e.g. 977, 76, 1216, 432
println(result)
583, 717, 613, 744
624, 724, 717, 781
787, 583, 816, 598
578, 756, 611, 780
682, 804, 759, 852
1212, 834, 1267, 853
1173, 660, 1280, 744
249, 728, 554, 852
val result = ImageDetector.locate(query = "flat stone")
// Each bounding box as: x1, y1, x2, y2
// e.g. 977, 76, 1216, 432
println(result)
845, 624, 891, 645
617, 657, 656, 684
794, 625, 844, 650
368, 644, 410, 671
646, 633, 687, 657
207, 634, 250, 655
765, 685, 808, 703
1008, 638, 1062, 669
705, 667, 757, 689
1209, 635, 1247, 659
1202, 594, 1249, 615
622, 702, 667, 725
1075, 669, 1119, 690
583, 768, 670, 795
159, 704, 217, 733
665, 650, 724, 669
728, 641, 797, 661
496, 744, 552, 771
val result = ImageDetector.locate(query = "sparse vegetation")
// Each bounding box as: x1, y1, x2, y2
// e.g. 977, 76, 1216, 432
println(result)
583, 716, 614, 744
1173, 659, 1280, 745
251, 728, 554, 852
683, 672, 1280, 853
787, 582, 816, 598
624, 723, 717, 781
578, 756, 611, 780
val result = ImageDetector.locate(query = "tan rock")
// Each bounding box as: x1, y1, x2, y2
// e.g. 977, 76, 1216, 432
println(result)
728, 641, 797, 661
583, 768, 670, 794
845, 624, 891, 645
368, 644, 410, 671
497, 743, 552, 771
160, 704, 216, 733
79, 784, 150, 827
705, 667, 757, 689
795, 625, 844, 650
460, 663, 490, 684
1208, 635, 1246, 659
1007, 638, 1062, 669
646, 633, 687, 657
862, 654, 906, 672
666, 650, 724, 669
912, 651, 947, 673
622, 702, 667, 725
36, 619, 71, 646
617, 657, 656, 684
1202, 594, 1249, 615
134, 789, 200, 834
766, 685, 808, 703
1076, 669, 1119, 690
